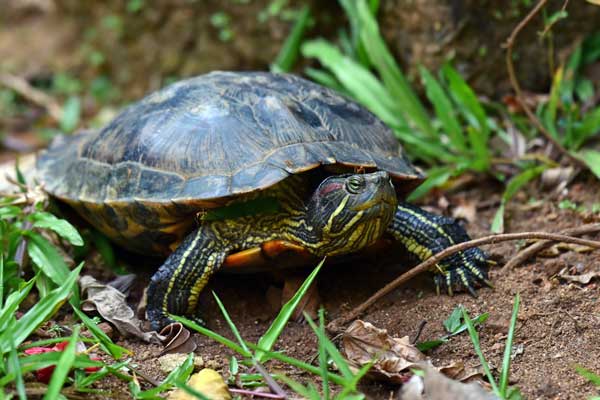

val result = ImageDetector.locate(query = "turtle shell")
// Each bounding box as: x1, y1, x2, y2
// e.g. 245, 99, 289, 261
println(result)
37, 71, 424, 254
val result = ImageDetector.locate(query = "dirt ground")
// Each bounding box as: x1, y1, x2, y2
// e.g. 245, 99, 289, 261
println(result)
79, 174, 599, 400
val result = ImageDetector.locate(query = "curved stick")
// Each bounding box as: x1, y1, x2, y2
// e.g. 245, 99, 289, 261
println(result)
327, 231, 600, 332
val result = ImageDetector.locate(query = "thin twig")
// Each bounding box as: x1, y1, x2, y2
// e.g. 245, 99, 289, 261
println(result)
327, 231, 600, 332
254, 362, 288, 399
502, 0, 584, 168
0, 73, 63, 122
502, 223, 600, 271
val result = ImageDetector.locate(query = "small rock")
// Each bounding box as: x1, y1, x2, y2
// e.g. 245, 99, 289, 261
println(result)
159, 353, 204, 374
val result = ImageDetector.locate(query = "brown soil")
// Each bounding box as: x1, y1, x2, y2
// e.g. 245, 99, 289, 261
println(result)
88, 175, 600, 400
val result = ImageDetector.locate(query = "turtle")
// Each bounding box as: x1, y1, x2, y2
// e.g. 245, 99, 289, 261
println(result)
37, 71, 491, 330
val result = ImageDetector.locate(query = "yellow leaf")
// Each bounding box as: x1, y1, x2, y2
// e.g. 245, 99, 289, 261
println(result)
587, 0, 600, 5
168, 368, 231, 400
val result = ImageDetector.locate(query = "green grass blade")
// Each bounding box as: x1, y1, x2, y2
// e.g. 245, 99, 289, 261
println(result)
44, 325, 80, 400
578, 149, 600, 179
304, 312, 353, 380
419, 66, 466, 152
29, 211, 84, 246
442, 64, 490, 170
303, 68, 348, 95
491, 165, 547, 233
271, 5, 311, 73
355, 0, 435, 138
461, 307, 500, 395
541, 67, 563, 142
8, 345, 26, 400
171, 315, 251, 358
573, 106, 600, 149
0, 264, 82, 352
499, 294, 520, 395
0, 276, 35, 333
406, 166, 453, 202
301, 39, 409, 130
317, 310, 330, 400
256, 259, 324, 362
574, 365, 600, 386
212, 292, 250, 354
72, 306, 130, 359
0, 250, 4, 309
247, 342, 346, 385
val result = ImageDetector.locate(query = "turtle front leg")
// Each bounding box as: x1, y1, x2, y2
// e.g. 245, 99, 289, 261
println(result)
386, 202, 491, 295
146, 226, 230, 330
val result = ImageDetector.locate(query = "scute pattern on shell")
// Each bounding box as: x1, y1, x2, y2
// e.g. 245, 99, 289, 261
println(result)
37, 71, 421, 204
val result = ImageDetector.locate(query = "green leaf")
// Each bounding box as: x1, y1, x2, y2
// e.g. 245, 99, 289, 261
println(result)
256, 259, 324, 362
29, 211, 84, 246
271, 5, 311, 73
491, 165, 547, 233
72, 306, 130, 359
419, 66, 466, 152
305, 312, 354, 380
0, 277, 35, 334
202, 197, 280, 222
579, 149, 600, 179
0, 264, 82, 353
574, 365, 600, 386
462, 306, 500, 395
443, 306, 463, 333
355, 0, 435, 138
302, 39, 408, 131
212, 292, 250, 354
407, 166, 453, 201
44, 325, 81, 400
499, 294, 520, 396
542, 67, 563, 140
60, 96, 81, 133
172, 315, 251, 358
415, 339, 447, 351
26, 231, 70, 285
8, 344, 26, 400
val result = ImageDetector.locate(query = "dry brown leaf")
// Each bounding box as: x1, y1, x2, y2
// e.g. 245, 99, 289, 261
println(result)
80, 275, 162, 343
438, 361, 484, 383
558, 269, 600, 285
451, 199, 477, 224
168, 369, 231, 400
159, 322, 197, 355
342, 320, 426, 383
399, 364, 499, 400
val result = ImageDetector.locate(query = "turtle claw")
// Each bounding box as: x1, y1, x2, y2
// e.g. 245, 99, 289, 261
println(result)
432, 246, 491, 297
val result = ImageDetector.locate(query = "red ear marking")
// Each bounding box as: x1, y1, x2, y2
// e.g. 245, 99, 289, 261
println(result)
319, 182, 343, 196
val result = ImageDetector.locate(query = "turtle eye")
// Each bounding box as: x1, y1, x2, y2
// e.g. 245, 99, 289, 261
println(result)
345, 176, 365, 194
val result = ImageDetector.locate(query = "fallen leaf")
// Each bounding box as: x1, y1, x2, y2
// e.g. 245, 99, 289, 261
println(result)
342, 320, 426, 383
558, 268, 600, 285
451, 199, 477, 224
399, 364, 499, 400
80, 275, 162, 343
160, 322, 197, 355
169, 368, 231, 400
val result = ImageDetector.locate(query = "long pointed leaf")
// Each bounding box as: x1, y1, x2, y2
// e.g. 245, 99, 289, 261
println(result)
256, 259, 324, 362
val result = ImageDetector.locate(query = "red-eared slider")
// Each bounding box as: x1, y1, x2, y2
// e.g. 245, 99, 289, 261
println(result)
37, 71, 490, 329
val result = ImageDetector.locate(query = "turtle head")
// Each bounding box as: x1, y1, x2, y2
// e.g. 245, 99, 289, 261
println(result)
304, 171, 398, 256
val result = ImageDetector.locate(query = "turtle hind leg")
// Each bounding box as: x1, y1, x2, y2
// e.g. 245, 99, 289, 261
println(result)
146, 226, 229, 331
386, 202, 491, 295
